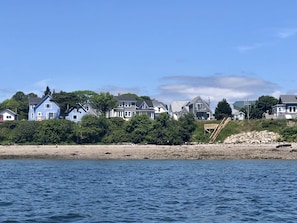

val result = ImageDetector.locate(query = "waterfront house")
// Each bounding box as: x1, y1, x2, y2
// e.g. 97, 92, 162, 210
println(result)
65, 103, 97, 122
169, 101, 188, 120
169, 96, 213, 120
152, 99, 168, 118
182, 96, 213, 120
28, 95, 60, 121
110, 95, 157, 120
0, 109, 18, 121
272, 95, 297, 119
233, 111, 245, 120
110, 95, 137, 120
136, 99, 155, 119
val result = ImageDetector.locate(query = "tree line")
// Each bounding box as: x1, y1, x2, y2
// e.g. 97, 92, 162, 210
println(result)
0, 113, 196, 145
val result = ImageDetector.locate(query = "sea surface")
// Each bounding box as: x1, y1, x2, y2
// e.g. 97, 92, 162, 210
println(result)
1, 159, 297, 223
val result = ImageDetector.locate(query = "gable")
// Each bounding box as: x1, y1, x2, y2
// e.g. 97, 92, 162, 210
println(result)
137, 100, 154, 110
188, 96, 211, 111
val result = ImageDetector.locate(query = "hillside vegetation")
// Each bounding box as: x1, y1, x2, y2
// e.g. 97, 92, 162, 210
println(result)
192, 119, 296, 143
1, 117, 297, 145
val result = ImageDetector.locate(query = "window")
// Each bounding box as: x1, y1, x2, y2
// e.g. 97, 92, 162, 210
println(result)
38, 112, 42, 116
73, 115, 77, 120
196, 103, 203, 110
125, 111, 131, 117
48, 112, 56, 119
45, 103, 52, 109
6, 115, 12, 119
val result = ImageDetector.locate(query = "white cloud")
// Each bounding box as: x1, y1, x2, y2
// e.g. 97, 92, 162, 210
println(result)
157, 74, 279, 109
276, 28, 297, 39
100, 85, 144, 96
236, 42, 270, 53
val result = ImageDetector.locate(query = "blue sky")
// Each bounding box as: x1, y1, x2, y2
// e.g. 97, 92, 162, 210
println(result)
1, 1, 297, 109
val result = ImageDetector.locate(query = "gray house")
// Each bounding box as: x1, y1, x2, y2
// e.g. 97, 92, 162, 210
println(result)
272, 95, 297, 119
110, 95, 156, 120
170, 96, 213, 120
183, 96, 213, 120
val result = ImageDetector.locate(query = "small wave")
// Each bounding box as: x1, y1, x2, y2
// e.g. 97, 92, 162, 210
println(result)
48, 213, 86, 222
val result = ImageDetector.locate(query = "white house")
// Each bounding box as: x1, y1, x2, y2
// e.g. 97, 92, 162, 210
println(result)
0, 109, 18, 121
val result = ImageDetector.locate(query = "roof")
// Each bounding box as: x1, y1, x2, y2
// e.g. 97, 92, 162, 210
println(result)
65, 103, 87, 115
169, 101, 188, 113
136, 100, 154, 108
29, 97, 43, 105
152, 99, 167, 110
115, 95, 137, 101
0, 109, 17, 115
233, 100, 256, 110
187, 96, 211, 110
279, 95, 297, 103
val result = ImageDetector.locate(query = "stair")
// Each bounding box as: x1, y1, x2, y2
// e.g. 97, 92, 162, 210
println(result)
209, 117, 231, 143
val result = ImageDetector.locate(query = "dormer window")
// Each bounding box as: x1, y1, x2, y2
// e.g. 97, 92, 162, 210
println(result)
196, 103, 203, 110
45, 103, 52, 109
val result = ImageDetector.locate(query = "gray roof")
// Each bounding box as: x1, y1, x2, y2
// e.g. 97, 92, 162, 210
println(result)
136, 100, 154, 108
169, 101, 188, 113
115, 95, 137, 101
29, 97, 43, 105
233, 100, 256, 110
152, 99, 167, 109
279, 95, 297, 103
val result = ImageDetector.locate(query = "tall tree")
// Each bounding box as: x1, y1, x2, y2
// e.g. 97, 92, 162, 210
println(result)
90, 92, 118, 117
51, 91, 80, 118
43, 86, 52, 97
250, 95, 278, 119
79, 115, 109, 143
72, 90, 97, 104
126, 114, 153, 144
214, 99, 232, 120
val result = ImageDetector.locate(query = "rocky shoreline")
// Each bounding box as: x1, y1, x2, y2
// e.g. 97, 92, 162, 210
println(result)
0, 143, 297, 160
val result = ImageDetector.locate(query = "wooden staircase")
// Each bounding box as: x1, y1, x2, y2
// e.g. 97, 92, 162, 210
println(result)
209, 117, 231, 143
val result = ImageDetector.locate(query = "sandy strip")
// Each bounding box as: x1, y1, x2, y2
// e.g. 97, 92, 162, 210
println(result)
1, 143, 297, 160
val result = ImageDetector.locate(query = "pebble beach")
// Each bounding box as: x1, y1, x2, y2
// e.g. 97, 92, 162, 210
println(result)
1, 143, 297, 160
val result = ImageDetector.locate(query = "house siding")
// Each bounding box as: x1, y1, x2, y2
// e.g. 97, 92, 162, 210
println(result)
28, 96, 60, 121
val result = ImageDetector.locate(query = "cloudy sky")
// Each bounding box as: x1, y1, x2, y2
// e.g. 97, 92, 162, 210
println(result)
1, 1, 297, 109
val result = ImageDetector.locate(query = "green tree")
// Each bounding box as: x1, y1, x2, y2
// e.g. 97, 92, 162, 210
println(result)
178, 113, 196, 142
102, 117, 128, 143
250, 95, 278, 119
34, 119, 76, 144
72, 90, 97, 104
79, 115, 109, 143
148, 113, 172, 144
52, 91, 80, 118
13, 121, 41, 144
126, 114, 153, 144
90, 92, 117, 117
0, 91, 31, 120
214, 99, 232, 120
43, 86, 52, 97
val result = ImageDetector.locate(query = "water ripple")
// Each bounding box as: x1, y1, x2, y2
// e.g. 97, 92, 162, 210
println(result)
1, 160, 297, 222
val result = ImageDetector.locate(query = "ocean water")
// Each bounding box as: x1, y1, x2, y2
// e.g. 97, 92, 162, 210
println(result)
1, 159, 297, 223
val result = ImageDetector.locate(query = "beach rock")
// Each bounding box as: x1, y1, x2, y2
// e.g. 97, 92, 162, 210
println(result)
224, 130, 280, 144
